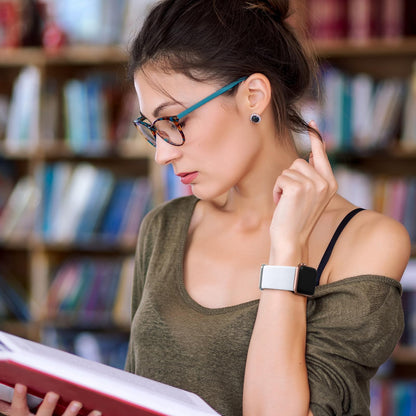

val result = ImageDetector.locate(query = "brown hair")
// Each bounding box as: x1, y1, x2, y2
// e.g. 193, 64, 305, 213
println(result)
129, 0, 318, 140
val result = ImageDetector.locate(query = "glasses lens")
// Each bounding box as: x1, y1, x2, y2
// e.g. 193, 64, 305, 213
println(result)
135, 122, 156, 146
154, 119, 184, 146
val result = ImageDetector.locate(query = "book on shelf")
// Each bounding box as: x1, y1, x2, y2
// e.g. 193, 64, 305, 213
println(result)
334, 166, 416, 244
36, 162, 152, 244
314, 67, 406, 151
0, 1, 20, 47
369, 379, 416, 416
46, 257, 133, 327
401, 62, 416, 150
5, 66, 41, 152
53, 0, 128, 46
40, 79, 59, 143
49, 163, 100, 243
75, 169, 115, 242
307, 0, 348, 40
306, 0, 416, 40
0, 331, 220, 416
99, 178, 137, 242
348, 0, 379, 40
41, 328, 129, 370
0, 176, 40, 242
0, 162, 15, 215
117, 178, 153, 245
0, 94, 9, 141
63, 76, 111, 154
0, 274, 30, 322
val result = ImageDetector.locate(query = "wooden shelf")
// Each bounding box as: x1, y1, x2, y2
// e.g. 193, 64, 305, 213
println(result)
392, 345, 416, 365
314, 37, 416, 58
0, 238, 137, 254
313, 37, 416, 78
329, 147, 416, 176
0, 139, 151, 161
0, 46, 128, 67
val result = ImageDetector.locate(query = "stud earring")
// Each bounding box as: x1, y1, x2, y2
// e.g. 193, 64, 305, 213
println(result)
250, 113, 261, 124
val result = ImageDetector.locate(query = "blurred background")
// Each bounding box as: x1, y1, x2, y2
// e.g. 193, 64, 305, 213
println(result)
0, 1, 415, 414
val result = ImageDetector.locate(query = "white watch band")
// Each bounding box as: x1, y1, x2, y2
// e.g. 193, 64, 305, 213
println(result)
259, 265, 297, 291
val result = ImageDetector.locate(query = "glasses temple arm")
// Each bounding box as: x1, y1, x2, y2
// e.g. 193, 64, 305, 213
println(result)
176, 76, 248, 120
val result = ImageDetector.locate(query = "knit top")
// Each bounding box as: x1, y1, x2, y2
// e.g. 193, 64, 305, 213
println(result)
125, 196, 404, 416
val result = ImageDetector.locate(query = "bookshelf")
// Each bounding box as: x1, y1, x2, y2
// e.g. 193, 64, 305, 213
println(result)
296, 2, 416, 412
0, 45, 164, 369
0, 0, 415, 407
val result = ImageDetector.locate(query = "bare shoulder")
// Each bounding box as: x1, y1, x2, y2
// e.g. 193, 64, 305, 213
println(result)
329, 209, 411, 283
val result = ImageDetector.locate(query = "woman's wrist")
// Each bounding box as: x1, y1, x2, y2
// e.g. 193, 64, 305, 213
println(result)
268, 245, 303, 266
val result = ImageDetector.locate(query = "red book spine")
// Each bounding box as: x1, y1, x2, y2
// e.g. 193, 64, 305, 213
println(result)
0, 2, 20, 47
348, 0, 381, 40
381, 0, 405, 38
307, 0, 348, 40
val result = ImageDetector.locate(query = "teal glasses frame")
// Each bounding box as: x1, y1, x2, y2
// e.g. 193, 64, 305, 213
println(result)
133, 76, 248, 147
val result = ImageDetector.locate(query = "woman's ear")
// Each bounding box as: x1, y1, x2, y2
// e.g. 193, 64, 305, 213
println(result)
238, 73, 272, 116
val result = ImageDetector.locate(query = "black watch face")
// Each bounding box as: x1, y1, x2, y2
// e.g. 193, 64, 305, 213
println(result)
296, 265, 317, 296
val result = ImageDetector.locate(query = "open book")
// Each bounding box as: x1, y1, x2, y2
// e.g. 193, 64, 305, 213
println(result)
0, 331, 220, 416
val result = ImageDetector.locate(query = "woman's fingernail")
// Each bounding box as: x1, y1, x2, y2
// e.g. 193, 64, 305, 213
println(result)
46, 392, 59, 404
15, 384, 26, 394
70, 401, 83, 412
90, 411, 102, 416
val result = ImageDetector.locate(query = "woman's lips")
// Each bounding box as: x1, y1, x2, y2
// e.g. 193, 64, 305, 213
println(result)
177, 172, 198, 185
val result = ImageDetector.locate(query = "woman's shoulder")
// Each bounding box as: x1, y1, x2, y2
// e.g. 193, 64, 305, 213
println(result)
327, 205, 411, 284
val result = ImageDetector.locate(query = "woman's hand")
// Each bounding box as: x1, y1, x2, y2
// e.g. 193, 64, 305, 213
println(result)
269, 122, 337, 263
0, 384, 101, 416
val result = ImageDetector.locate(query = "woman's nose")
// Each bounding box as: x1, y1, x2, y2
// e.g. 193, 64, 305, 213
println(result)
154, 136, 182, 165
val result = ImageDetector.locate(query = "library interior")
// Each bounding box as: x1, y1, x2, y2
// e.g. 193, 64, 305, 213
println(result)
0, 0, 416, 414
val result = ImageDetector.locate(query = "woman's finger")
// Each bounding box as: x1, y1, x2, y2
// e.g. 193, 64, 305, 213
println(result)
60, 401, 83, 416
308, 121, 333, 178
10, 384, 32, 416
0, 399, 12, 416
35, 392, 59, 416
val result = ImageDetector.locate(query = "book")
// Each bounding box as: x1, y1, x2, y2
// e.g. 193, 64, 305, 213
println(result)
0, 176, 40, 241
50, 163, 99, 242
98, 178, 136, 241
348, 0, 380, 40
0, 274, 30, 322
0, 1, 20, 47
0, 94, 9, 140
75, 169, 115, 242
118, 177, 153, 245
112, 257, 135, 327
381, 0, 404, 38
5, 66, 41, 152
0, 331, 220, 416
307, 0, 348, 40
401, 62, 416, 150
316, 67, 407, 151
53, 0, 128, 45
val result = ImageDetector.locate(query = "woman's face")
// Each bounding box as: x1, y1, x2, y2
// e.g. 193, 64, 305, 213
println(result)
134, 68, 263, 201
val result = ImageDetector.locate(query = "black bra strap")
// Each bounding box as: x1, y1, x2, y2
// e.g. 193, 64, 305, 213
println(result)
316, 208, 365, 285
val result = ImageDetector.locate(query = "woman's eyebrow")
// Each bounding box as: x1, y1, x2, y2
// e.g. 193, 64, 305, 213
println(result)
153, 100, 185, 118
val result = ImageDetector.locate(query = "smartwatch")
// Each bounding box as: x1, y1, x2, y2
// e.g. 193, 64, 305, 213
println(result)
259, 264, 317, 296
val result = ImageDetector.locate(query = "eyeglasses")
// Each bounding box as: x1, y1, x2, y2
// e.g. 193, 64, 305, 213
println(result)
133, 76, 247, 147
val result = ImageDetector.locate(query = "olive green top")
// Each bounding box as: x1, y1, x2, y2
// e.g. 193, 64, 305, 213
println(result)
125, 196, 404, 416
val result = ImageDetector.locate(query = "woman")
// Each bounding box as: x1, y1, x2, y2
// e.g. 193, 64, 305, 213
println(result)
125, 0, 409, 415
2, 0, 410, 415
